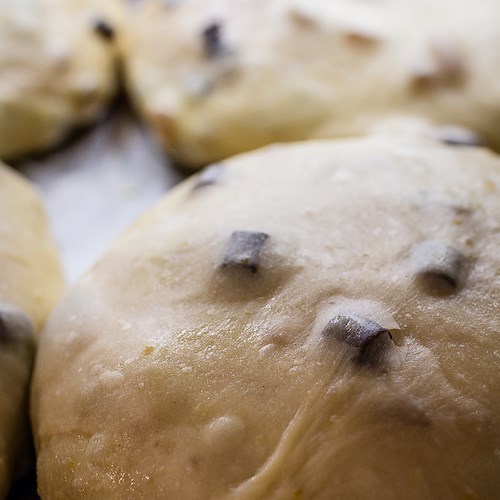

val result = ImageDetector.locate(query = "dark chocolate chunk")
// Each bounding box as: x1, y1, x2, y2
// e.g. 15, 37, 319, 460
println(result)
201, 21, 224, 58
0, 303, 34, 346
441, 136, 482, 147
222, 231, 269, 273
93, 19, 115, 42
323, 314, 391, 348
411, 240, 466, 290
439, 126, 483, 147
193, 164, 225, 189
323, 314, 393, 366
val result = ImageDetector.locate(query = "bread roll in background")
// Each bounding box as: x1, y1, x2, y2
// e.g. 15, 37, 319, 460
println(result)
0, 0, 122, 160
120, 0, 500, 169
0, 162, 63, 497
32, 136, 500, 499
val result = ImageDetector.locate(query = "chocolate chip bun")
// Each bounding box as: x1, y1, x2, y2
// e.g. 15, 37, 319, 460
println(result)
0, 162, 63, 497
120, 0, 500, 169
0, 0, 121, 159
31, 136, 500, 498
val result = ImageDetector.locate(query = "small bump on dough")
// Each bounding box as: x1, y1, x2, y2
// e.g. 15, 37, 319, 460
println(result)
202, 415, 246, 452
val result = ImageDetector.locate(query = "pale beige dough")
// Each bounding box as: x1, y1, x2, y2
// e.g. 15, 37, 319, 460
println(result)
0, 0, 122, 160
32, 135, 500, 499
0, 162, 63, 497
120, 0, 500, 169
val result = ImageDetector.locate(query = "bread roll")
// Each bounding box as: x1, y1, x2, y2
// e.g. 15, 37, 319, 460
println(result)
32, 136, 500, 498
0, 161, 63, 497
121, 0, 500, 169
0, 0, 121, 159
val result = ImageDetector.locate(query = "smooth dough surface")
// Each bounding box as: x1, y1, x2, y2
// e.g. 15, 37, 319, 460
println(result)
0, 162, 63, 497
32, 136, 500, 499
0, 0, 121, 159
121, 0, 500, 169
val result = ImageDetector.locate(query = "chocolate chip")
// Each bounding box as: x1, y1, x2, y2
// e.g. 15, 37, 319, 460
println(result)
201, 21, 224, 58
323, 314, 393, 366
93, 19, 115, 42
411, 240, 466, 291
193, 164, 225, 189
441, 137, 481, 147
222, 231, 269, 273
324, 314, 391, 348
0, 303, 34, 346
438, 126, 483, 147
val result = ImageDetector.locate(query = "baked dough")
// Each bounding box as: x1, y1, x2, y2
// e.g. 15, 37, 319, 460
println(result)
120, 0, 500, 169
0, 162, 63, 497
0, 0, 121, 159
32, 136, 500, 499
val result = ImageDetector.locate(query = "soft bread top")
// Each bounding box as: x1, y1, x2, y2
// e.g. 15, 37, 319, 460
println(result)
0, 0, 120, 158
121, 0, 500, 168
32, 136, 500, 499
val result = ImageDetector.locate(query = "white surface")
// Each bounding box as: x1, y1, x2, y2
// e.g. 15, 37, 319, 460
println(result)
19, 107, 184, 283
